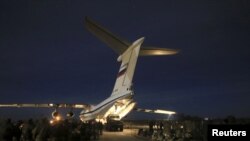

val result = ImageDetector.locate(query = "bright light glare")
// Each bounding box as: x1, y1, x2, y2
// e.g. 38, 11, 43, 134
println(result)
154, 51, 168, 55
119, 102, 136, 119
50, 120, 54, 124
55, 116, 61, 121
155, 109, 176, 115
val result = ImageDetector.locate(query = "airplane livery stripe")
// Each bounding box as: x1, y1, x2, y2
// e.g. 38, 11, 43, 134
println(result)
80, 93, 130, 115
119, 63, 128, 71
117, 68, 127, 78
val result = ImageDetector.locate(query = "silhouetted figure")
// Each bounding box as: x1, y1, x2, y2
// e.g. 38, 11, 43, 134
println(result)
97, 121, 103, 135
149, 120, 154, 135
20, 119, 34, 141
92, 121, 98, 140
159, 121, 164, 131
33, 118, 50, 141
85, 122, 92, 141
51, 121, 63, 141
69, 124, 81, 141
12, 120, 22, 141
2, 118, 14, 141
80, 122, 88, 141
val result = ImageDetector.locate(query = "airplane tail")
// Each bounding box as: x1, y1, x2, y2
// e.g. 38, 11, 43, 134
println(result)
84, 17, 178, 96
85, 17, 179, 56
111, 37, 145, 96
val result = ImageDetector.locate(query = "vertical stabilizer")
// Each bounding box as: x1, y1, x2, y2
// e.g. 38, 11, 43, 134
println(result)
112, 37, 145, 96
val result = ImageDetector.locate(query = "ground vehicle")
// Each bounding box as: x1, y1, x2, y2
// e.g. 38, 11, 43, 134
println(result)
105, 115, 124, 131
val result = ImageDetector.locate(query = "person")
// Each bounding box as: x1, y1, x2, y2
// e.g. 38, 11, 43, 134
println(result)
2, 118, 14, 141
12, 120, 22, 141
149, 120, 154, 135
159, 121, 164, 131
33, 118, 50, 141
97, 121, 103, 135
20, 119, 34, 141
80, 122, 88, 141
69, 124, 81, 141
50, 120, 65, 141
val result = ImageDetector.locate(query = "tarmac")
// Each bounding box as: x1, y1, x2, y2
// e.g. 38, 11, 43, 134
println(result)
100, 129, 150, 141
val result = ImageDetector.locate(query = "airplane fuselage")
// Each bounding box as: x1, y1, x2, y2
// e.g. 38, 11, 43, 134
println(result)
79, 91, 134, 122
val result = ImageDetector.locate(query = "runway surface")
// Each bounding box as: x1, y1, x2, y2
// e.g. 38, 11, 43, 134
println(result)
99, 129, 150, 141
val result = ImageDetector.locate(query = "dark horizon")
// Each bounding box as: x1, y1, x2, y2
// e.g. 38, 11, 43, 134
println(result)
1, 0, 250, 119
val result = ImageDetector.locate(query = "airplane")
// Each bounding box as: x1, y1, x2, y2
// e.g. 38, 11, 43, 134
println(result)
0, 17, 178, 123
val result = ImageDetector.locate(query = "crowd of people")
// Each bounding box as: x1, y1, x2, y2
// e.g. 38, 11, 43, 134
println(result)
137, 116, 250, 141
0, 118, 103, 141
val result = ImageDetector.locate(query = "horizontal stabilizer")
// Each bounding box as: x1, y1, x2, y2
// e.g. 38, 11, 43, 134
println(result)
134, 108, 176, 115
85, 17, 179, 56
85, 17, 129, 54
140, 46, 179, 56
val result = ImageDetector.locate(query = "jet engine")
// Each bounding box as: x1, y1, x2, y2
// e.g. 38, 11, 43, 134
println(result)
66, 111, 74, 118
51, 110, 59, 119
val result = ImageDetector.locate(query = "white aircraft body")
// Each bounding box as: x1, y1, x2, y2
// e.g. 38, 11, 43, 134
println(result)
0, 17, 178, 122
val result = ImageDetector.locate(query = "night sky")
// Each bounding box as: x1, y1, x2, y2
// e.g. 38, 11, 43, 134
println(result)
1, 0, 250, 119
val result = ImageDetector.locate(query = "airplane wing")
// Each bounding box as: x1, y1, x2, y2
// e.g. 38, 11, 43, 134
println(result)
0, 103, 89, 109
134, 108, 176, 115
84, 17, 179, 56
